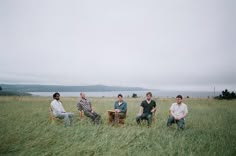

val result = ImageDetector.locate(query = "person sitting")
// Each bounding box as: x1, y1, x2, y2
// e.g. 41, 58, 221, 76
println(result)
167, 95, 188, 130
108, 94, 127, 125
77, 92, 101, 125
50, 92, 74, 127
136, 92, 157, 127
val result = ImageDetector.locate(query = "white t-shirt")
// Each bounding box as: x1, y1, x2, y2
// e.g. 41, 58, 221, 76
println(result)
50, 99, 65, 116
170, 103, 188, 118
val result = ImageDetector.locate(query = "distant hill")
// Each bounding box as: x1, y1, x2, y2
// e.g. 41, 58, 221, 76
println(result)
0, 84, 147, 92
0, 91, 32, 96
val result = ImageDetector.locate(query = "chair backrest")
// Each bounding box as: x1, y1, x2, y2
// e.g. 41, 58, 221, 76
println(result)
49, 106, 52, 113
79, 110, 84, 118
49, 107, 55, 118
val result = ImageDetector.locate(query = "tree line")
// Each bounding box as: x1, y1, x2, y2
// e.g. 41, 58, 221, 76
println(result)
215, 89, 236, 100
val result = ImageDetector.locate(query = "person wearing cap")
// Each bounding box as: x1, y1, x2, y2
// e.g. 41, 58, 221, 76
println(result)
136, 92, 157, 127
167, 95, 188, 129
50, 92, 74, 127
108, 94, 128, 124
77, 92, 101, 125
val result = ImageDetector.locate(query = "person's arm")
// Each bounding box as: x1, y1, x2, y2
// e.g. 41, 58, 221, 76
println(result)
59, 101, 66, 113
180, 112, 188, 119
118, 102, 127, 113
50, 101, 56, 112
50, 101, 57, 116
170, 104, 176, 118
114, 102, 120, 112
170, 110, 176, 118
123, 102, 127, 113
51, 101, 58, 112
177, 112, 187, 120
51, 101, 61, 114
89, 101, 94, 113
62, 104, 66, 113
179, 105, 188, 119
151, 107, 156, 113
151, 101, 157, 113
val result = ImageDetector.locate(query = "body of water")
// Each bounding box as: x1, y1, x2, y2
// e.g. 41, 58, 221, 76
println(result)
29, 90, 219, 98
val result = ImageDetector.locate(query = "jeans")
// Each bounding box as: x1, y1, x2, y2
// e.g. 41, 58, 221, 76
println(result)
57, 112, 74, 127
84, 111, 101, 125
136, 113, 152, 126
167, 115, 185, 129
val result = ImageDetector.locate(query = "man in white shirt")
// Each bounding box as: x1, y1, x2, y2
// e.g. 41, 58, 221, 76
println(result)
167, 95, 188, 129
50, 92, 74, 127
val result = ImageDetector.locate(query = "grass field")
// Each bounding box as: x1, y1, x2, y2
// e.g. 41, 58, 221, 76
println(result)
0, 96, 235, 156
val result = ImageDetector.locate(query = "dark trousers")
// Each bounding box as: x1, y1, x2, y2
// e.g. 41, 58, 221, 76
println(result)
167, 115, 185, 129
136, 113, 152, 126
84, 111, 101, 124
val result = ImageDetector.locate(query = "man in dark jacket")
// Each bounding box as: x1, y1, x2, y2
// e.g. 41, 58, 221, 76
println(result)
108, 94, 127, 124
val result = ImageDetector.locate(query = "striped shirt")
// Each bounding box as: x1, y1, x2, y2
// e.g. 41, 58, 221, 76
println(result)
77, 99, 92, 112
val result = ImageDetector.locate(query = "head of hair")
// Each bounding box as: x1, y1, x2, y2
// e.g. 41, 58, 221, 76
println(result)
53, 92, 60, 99
117, 94, 123, 98
146, 92, 152, 97
176, 95, 183, 99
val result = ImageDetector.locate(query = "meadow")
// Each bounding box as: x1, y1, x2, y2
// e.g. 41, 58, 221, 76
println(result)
0, 96, 235, 156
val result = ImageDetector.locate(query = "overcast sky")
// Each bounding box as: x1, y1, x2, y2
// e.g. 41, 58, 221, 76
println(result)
0, 0, 235, 91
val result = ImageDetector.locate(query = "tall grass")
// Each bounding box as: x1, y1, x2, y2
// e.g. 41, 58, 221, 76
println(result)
0, 96, 235, 156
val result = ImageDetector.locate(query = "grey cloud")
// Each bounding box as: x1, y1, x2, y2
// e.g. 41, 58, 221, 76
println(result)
0, 0, 235, 91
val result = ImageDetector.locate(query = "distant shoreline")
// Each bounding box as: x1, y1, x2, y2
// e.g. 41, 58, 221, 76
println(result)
0, 84, 147, 92
0, 84, 222, 98
29, 90, 219, 98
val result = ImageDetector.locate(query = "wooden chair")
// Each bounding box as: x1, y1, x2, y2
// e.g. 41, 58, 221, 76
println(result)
107, 110, 115, 125
119, 110, 128, 125
107, 110, 128, 125
49, 106, 62, 124
79, 110, 84, 119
